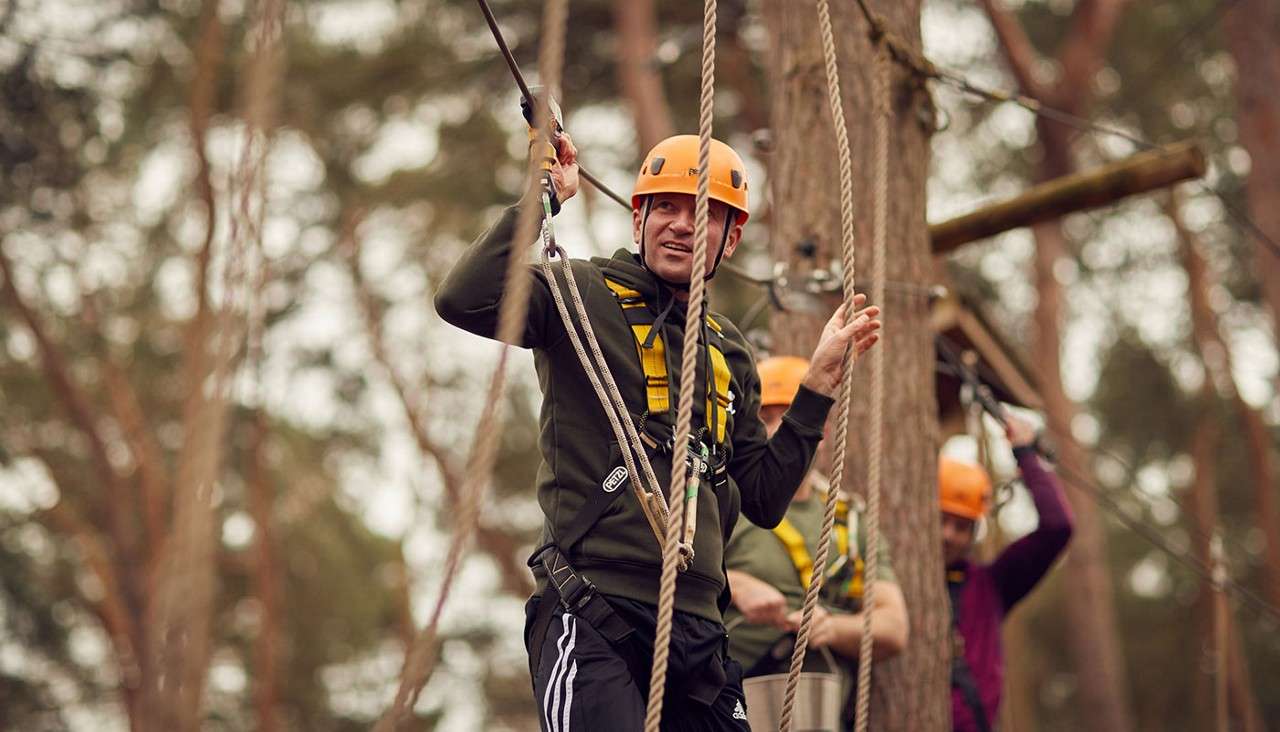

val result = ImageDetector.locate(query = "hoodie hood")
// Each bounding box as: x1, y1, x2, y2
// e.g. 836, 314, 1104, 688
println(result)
593, 248, 689, 315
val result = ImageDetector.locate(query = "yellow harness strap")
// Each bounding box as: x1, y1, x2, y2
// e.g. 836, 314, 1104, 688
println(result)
773, 493, 865, 601
772, 517, 816, 588
603, 277, 731, 442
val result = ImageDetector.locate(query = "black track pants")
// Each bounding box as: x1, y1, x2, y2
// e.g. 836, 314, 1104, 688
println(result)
526, 595, 752, 732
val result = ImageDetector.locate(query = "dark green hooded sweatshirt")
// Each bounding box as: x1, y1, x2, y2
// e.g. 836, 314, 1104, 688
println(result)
434, 204, 832, 621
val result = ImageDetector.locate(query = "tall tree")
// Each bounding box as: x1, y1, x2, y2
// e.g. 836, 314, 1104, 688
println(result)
978, 1, 1136, 727
1221, 0, 1280, 616
613, 0, 673, 152
764, 1, 948, 728
1224, 0, 1280, 338
1170, 194, 1266, 730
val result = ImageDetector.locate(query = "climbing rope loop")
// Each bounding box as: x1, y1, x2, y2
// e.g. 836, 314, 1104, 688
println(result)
776, 0, 864, 729
853, 42, 892, 732
644, 0, 719, 728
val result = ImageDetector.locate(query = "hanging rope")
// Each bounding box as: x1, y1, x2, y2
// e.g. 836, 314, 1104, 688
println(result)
777, 0, 861, 728
536, 241, 675, 549
853, 44, 891, 732
373, 2, 568, 729
643, 0, 718, 728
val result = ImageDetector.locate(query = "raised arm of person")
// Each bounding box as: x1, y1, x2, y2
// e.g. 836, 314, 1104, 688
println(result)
432, 134, 580, 347
730, 301, 881, 528
989, 415, 1075, 612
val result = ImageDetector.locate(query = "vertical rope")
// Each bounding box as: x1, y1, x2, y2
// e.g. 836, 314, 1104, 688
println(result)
854, 46, 891, 732
644, 0, 717, 727
373, 2, 568, 729
539, 246, 672, 542
777, 0, 860, 729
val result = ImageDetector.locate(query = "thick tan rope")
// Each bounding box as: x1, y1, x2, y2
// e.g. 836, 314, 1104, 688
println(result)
853, 45, 891, 732
373, 2, 568, 729
644, 0, 717, 727
538, 247, 673, 546
777, 0, 860, 728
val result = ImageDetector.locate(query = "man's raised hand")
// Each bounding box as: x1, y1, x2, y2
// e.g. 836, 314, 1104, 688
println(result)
802, 295, 882, 398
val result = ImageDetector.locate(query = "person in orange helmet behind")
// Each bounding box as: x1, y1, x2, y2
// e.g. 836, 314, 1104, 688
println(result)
435, 132, 883, 730
724, 355, 908, 731
942, 417, 1074, 732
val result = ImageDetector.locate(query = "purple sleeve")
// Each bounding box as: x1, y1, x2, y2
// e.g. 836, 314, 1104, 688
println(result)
989, 447, 1074, 612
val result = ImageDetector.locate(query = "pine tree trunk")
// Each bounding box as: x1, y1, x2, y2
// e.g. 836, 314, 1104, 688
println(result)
1028, 131, 1134, 730
764, 2, 948, 728
1223, 0, 1280, 616
613, 0, 673, 152
1224, 0, 1280, 340
978, 0, 1138, 724
1175, 195, 1267, 732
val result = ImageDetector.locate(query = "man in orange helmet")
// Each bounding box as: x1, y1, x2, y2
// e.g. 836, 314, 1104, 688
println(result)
435, 133, 881, 730
724, 355, 908, 730
941, 416, 1073, 732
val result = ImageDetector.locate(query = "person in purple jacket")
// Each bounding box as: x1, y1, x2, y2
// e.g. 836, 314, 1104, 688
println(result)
940, 415, 1074, 732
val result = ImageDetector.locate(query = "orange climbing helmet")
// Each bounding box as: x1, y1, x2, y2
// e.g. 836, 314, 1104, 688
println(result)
758, 355, 809, 407
632, 135, 750, 225
938, 457, 992, 521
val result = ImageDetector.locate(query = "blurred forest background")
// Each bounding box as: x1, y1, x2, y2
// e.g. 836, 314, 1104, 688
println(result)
0, 0, 1277, 730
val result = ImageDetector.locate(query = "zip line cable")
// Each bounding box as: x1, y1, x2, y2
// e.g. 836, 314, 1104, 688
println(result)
1052, 460, 1280, 628
854, 0, 1280, 265
473, 0, 1280, 266
474, 0, 629, 210
1035, 412, 1260, 564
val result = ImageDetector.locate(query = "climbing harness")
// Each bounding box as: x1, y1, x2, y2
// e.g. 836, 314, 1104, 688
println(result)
947, 567, 995, 732
770, 482, 868, 603
603, 276, 734, 444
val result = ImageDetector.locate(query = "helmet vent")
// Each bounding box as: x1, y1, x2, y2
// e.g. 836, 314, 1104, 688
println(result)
730, 170, 742, 189
649, 156, 666, 175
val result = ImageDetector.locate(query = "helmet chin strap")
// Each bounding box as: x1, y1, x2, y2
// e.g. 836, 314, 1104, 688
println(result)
637, 195, 735, 290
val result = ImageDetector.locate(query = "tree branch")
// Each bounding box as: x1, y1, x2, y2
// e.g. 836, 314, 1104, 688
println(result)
37, 497, 142, 696
342, 214, 533, 597
340, 211, 464, 501
246, 408, 281, 732
1055, 0, 1129, 107
188, 0, 225, 315
977, 0, 1048, 100
81, 292, 170, 565
0, 248, 134, 558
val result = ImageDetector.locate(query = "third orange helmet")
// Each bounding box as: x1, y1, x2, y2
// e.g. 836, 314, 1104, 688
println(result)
938, 457, 992, 521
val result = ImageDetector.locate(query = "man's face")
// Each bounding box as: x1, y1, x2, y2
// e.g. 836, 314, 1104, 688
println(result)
633, 192, 742, 285
941, 511, 976, 566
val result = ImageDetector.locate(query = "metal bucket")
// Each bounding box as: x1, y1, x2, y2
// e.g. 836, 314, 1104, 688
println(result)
741, 647, 843, 731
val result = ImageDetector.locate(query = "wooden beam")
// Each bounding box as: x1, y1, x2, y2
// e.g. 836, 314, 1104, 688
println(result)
931, 141, 1206, 254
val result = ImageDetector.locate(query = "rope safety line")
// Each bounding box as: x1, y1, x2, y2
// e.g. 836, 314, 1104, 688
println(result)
536, 243, 675, 546
373, 3, 568, 729
777, 0, 862, 727
853, 43, 891, 732
644, 0, 718, 727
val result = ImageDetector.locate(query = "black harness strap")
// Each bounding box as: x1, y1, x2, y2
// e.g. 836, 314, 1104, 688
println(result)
948, 569, 994, 732
527, 544, 650, 690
